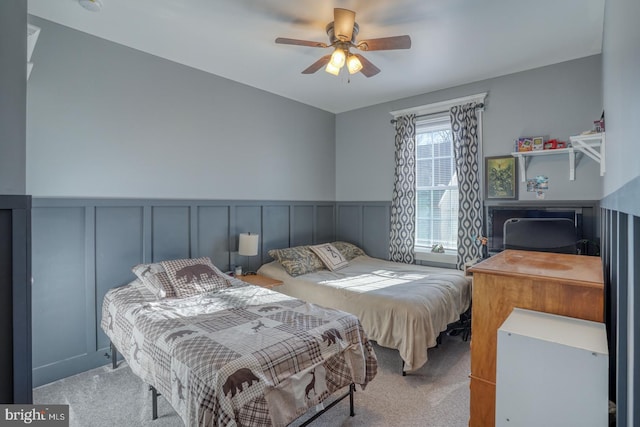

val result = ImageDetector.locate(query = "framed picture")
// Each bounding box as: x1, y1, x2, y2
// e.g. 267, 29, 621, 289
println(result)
485, 156, 518, 200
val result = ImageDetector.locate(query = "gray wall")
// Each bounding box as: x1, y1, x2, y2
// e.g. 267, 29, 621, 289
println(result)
31, 198, 337, 386
26, 17, 335, 201
336, 202, 391, 260
600, 0, 640, 426
0, 1, 27, 194
602, 0, 640, 203
335, 55, 603, 202
0, 1, 32, 404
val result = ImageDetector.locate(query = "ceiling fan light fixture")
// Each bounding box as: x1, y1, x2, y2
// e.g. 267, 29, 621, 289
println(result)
329, 48, 346, 68
276, 7, 410, 79
347, 54, 363, 74
325, 62, 341, 76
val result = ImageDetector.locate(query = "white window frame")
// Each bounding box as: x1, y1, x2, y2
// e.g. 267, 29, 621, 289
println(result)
414, 114, 458, 264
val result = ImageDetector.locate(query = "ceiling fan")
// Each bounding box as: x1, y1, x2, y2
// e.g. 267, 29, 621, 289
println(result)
275, 8, 411, 78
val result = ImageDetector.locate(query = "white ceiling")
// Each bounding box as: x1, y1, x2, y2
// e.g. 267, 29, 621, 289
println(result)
27, 0, 605, 114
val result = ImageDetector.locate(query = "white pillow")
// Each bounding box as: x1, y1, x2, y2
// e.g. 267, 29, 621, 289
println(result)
309, 243, 348, 271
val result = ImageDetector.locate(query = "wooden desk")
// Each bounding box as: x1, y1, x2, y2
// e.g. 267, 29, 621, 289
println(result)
468, 250, 604, 427
238, 274, 283, 289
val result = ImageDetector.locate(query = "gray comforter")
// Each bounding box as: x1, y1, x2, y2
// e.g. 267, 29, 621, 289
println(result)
258, 256, 471, 371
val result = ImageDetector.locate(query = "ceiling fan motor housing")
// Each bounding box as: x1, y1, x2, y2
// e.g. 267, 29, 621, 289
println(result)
326, 22, 359, 45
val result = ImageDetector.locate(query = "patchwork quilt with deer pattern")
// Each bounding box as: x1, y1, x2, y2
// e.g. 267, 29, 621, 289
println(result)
101, 278, 377, 426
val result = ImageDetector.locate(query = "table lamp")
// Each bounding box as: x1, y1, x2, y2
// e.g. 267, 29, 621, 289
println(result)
238, 232, 259, 275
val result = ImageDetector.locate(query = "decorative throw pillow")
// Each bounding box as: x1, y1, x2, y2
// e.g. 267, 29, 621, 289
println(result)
161, 257, 231, 298
309, 243, 349, 271
132, 262, 176, 298
331, 241, 366, 261
268, 246, 326, 277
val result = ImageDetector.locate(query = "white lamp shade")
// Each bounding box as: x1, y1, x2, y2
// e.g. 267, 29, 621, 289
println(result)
347, 54, 363, 74
329, 48, 346, 68
238, 233, 259, 256
325, 62, 341, 76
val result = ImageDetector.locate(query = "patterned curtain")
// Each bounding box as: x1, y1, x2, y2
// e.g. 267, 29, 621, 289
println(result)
450, 103, 483, 269
389, 114, 416, 263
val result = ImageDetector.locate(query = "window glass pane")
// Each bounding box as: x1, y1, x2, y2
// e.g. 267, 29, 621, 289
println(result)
416, 191, 431, 247
441, 188, 459, 248
416, 219, 429, 242
416, 159, 433, 187
416, 191, 432, 219
414, 116, 458, 251
416, 143, 433, 158
434, 158, 453, 185
434, 132, 452, 157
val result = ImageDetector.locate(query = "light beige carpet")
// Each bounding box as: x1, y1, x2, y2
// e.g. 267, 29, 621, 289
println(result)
34, 334, 470, 426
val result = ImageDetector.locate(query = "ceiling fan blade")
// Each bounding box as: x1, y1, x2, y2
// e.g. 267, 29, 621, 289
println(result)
356, 35, 412, 51
301, 55, 332, 74
353, 54, 380, 78
333, 8, 356, 41
275, 37, 328, 48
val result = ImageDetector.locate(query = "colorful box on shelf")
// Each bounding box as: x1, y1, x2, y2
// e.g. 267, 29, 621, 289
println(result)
532, 137, 544, 151
543, 139, 567, 150
515, 138, 533, 152
515, 136, 544, 152
594, 118, 605, 133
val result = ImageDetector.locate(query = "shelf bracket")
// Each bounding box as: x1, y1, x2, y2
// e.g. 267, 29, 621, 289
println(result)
514, 154, 527, 183
568, 148, 574, 180
569, 133, 605, 176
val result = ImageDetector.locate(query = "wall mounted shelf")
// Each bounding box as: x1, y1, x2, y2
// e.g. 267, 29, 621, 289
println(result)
511, 132, 605, 182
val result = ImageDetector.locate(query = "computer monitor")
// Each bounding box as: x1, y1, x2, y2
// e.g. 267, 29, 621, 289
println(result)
503, 218, 577, 254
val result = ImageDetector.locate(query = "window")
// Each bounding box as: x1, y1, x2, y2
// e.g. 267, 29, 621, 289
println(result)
415, 115, 458, 252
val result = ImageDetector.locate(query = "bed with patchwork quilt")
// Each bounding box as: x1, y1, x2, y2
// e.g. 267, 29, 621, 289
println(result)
101, 273, 377, 427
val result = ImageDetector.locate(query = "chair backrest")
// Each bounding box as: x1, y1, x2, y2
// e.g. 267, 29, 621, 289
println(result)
503, 218, 577, 254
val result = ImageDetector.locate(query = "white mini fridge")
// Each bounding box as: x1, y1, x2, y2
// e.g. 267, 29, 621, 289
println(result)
496, 308, 608, 427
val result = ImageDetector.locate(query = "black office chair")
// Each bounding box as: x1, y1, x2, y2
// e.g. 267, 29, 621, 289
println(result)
447, 306, 472, 341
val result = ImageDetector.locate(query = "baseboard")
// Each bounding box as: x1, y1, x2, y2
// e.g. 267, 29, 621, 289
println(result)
33, 348, 120, 388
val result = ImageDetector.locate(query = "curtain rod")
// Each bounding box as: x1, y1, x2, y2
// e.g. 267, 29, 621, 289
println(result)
390, 103, 484, 125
